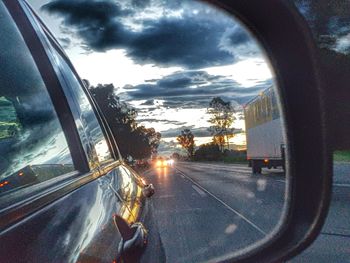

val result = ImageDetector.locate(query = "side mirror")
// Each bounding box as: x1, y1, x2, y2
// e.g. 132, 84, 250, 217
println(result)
142, 183, 155, 198
201, 1, 331, 262
114, 215, 148, 261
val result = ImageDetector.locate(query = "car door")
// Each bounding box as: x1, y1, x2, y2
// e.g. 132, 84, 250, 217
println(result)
0, 1, 147, 262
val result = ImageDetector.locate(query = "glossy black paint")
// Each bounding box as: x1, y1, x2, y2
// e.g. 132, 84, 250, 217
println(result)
0, 163, 157, 262
0, 1, 162, 262
1, 164, 162, 263
1, 171, 121, 262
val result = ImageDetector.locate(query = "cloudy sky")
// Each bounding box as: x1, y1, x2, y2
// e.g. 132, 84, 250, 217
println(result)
28, 0, 274, 155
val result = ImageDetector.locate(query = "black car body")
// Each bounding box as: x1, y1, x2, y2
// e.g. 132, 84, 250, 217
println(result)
0, 1, 162, 262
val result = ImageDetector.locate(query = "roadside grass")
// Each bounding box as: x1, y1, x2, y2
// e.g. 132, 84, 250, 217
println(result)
333, 150, 350, 162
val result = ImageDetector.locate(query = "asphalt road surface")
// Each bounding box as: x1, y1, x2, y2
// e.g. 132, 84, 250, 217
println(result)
142, 161, 350, 263
143, 162, 286, 263
291, 162, 350, 263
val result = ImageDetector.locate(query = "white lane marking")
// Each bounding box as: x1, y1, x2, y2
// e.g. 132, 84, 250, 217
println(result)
276, 179, 286, 183
334, 183, 350, 188
192, 185, 207, 197
176, 168, 267, 236
189, 167, 252, 174
157, 194, 175, 199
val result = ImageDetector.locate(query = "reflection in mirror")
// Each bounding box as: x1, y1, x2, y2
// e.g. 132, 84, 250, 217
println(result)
35, 0, 286, 261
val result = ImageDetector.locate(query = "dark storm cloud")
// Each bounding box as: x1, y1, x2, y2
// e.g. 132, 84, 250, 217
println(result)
125, 17, 235, 68
227, 27, 250, 45
161, 126, 243, 139
122, 71, 268, 102
145, 79, 159, 83
42, 0, 133, 51
42, 0, 131, 22
219, 26, 259, 57
131, 0, 151, 8
155, 71, 221, 88
42, 0, 256, 68
117, 71, 272, 111
162, 99, 209, 109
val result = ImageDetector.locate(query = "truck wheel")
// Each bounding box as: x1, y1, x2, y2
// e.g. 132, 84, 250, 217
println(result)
252, 161, 262, 174
256, 166, 262, 174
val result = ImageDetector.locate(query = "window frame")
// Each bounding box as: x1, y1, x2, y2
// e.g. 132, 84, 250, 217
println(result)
23, 2, 124, 163
45, 42, 116, 167
21, 3, 117, 168
24, 1, 123, 163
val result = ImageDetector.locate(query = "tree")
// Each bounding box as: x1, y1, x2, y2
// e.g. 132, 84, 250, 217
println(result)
194, 143, 222, 161
212, 134, 225, 149
207, 97, 235, 151
128, 126, 161, 159
87, 81, 161, 159
171, 152, 180, 160
176, 129, 195, 159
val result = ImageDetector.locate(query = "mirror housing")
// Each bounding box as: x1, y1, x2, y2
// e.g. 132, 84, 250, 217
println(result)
202, 0, 331, 262
114, 215, 148, 261
143, 183, 155, 198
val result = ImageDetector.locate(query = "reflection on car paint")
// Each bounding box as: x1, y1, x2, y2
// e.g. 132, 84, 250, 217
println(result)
110, 166, 144, 224
51, 48, 112, 164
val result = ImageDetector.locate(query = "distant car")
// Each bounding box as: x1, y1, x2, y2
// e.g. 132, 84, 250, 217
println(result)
167, 158, 175, 167
154, 157, 167, 167
0, 1, 161, 262
154, 157, 174, 168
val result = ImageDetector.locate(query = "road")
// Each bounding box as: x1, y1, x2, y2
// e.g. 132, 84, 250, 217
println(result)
291, 162, 350, 263
141, 161, 350, 263
143, 162, 285, 262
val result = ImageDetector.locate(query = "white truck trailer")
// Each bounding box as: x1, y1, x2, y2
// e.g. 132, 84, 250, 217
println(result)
244, 86, 285, 174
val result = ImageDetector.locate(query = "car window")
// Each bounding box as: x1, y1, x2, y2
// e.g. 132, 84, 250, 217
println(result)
0, 2, 74, 195
50, 46, 113, 166
21, 3, 114, 167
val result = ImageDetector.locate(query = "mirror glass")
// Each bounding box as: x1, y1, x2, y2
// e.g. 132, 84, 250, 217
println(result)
33, 0, 287, 261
